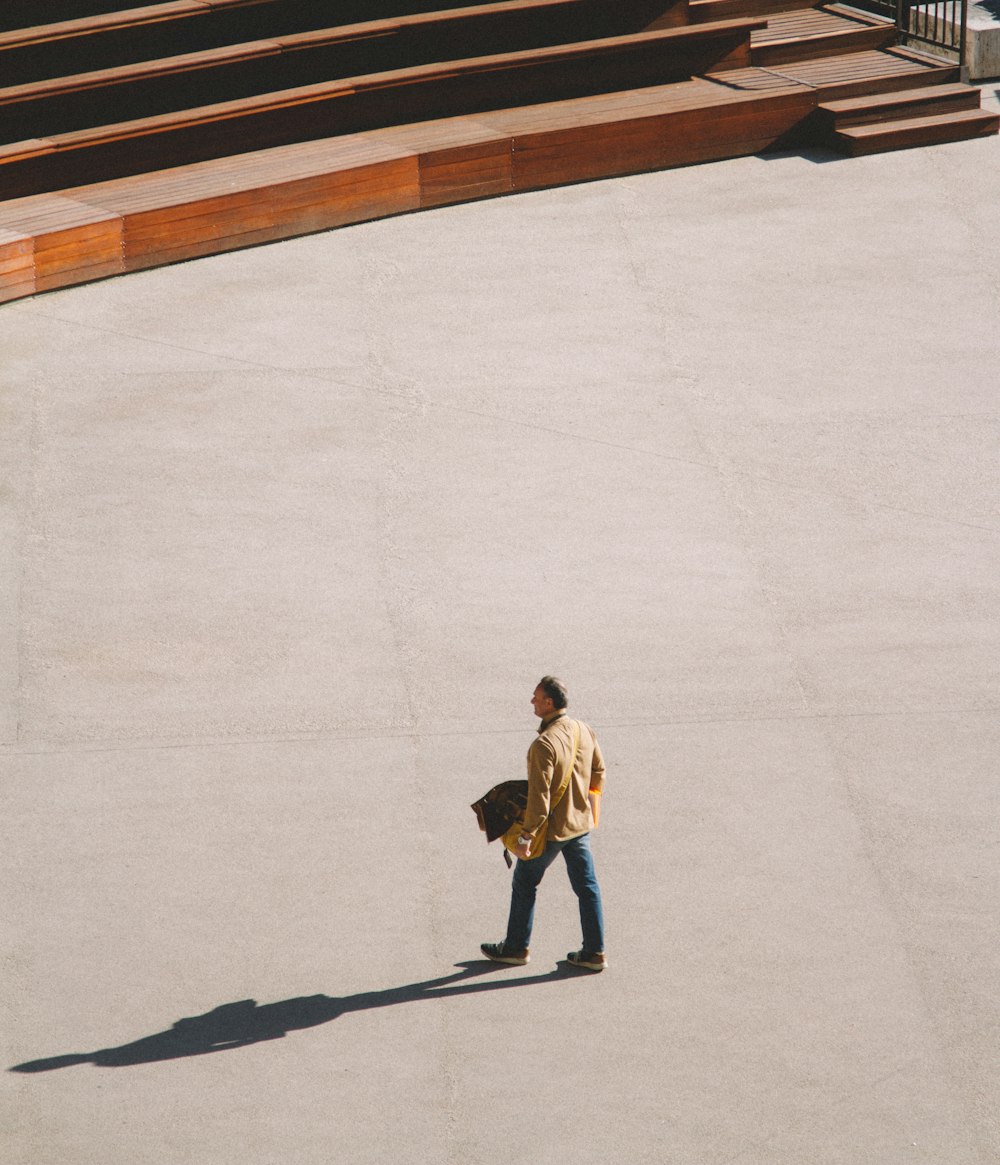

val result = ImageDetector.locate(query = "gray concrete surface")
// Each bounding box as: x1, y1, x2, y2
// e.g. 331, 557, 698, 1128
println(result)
2, 126, 999, 1165
968, 3, 1000, 80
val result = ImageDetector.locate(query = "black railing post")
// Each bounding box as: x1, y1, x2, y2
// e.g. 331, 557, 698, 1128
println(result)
897, 0, 911, 42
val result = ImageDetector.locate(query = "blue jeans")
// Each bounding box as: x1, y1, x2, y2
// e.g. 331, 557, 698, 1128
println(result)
505, 832, 605, 953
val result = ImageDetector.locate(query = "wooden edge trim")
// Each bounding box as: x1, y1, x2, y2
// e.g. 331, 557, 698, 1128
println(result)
0, 3, 207, 50
0, 41, 284, 105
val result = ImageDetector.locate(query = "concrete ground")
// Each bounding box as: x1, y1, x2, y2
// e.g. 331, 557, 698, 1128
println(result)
2, 102, 999, 1164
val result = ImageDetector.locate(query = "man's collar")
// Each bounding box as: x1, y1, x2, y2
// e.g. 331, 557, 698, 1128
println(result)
537, 710, 567, 734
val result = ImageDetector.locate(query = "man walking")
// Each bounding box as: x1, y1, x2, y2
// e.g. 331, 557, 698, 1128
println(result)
481, 676, 607, 971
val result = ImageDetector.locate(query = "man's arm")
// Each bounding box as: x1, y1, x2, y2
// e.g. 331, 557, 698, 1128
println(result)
588, 735, 605, 827
516, 737, 554, 856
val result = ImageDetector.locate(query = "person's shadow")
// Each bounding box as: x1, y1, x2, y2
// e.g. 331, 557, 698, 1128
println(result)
11, 959, 580, 1073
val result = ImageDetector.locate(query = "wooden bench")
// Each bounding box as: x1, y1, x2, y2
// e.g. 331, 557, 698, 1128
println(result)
0, 20, 766, 200
0, 0, 693, 144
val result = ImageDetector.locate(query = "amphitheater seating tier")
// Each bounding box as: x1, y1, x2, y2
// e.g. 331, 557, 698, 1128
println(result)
0, 0, 995, 301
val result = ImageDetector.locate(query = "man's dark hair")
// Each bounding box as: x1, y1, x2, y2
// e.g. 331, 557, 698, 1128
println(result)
538, 675, 568, 709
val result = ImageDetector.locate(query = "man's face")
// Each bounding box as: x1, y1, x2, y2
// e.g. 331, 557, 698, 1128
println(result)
531, 685, 555, 719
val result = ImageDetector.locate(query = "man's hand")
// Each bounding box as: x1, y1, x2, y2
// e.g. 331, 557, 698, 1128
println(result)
515, 834, 532, 859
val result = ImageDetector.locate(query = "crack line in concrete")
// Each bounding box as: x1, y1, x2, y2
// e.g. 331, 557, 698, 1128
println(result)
3, 705, 996, 759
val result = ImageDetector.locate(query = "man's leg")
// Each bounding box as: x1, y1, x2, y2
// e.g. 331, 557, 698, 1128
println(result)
504, 842, 564, 950
562, 833, 605, 954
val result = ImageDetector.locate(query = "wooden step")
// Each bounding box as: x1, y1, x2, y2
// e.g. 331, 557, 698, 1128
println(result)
822, 2, 892, 24
835, 107, 1000, 154
760, 47, 960, 102
818, 82, 981, 128
751, 7, 896, 66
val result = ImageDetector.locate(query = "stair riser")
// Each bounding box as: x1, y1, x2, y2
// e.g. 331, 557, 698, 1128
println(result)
805, 66, 960, 106
825, 91, 982, 128
840, 115, 999, 155
752, 25, 895, 66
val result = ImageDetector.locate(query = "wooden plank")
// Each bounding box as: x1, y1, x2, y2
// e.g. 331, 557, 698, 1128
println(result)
0, 195, 124, 288
122, 153, 421, 268
117, 136, 420, 218
819, 82, 976, 114
837, 108, 999, 154
473, 77, 763, 137
0, 228, 32, 273
417, 138, 513, 207
368, 115, 515, 206
769, 47, 950, 85
885, 45, 959, 67
0, 138, 57, 164
0, 2, 203, 48
818, 83, 980, 127
0, 192, 121, 234
33, 228, 123, 288
751, 22, 895, 65
0, 226, 34, 303
751, 9, 861, 42
706, 65, 814, 89
823, 3, 892, 25
506, 87, 813, 187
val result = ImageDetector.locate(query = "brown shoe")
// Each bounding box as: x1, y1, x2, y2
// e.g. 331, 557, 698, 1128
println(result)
567, 950, 606, 972
481, 941, 529, 966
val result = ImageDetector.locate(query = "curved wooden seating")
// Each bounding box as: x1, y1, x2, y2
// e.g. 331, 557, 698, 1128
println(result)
0, 74, 818, 299
0, 0, 993, 303
0, 21, 765, 200
0, 0, 697, 144
0, 45, 970, 300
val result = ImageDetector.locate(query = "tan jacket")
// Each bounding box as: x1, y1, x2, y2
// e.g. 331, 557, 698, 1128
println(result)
522, 711, 605, 843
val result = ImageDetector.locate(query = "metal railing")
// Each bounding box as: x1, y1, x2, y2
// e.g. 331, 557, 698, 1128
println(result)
849, 0, 969, 71
900, 0, 968, 68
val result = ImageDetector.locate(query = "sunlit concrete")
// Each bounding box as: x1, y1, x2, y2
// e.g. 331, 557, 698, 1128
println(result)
2, 129, 998, 1164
